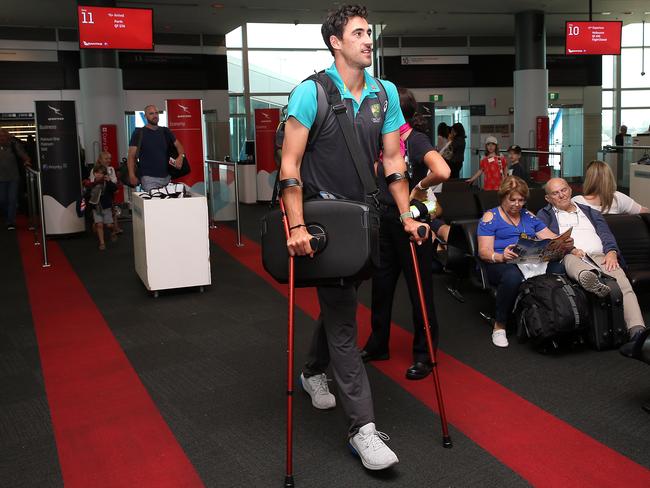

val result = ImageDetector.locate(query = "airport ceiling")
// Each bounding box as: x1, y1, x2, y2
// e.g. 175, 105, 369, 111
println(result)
2, 1, 649, 37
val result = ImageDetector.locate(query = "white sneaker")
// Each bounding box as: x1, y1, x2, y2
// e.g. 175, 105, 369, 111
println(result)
492, 329, 509, 347
300, 373, 336, 410
349, 423, 399, 470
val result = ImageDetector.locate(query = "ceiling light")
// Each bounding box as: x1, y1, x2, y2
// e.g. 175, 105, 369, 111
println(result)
211, 3, 224, 8
601, 12, 611, 15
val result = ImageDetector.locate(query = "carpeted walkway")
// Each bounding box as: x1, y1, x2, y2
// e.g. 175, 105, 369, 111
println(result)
2, 204, 650, 487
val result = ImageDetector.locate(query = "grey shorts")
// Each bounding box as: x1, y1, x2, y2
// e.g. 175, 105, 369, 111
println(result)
93, 207, 114, 224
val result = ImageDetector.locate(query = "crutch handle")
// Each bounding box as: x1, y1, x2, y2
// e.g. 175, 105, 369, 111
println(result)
309, 236, 327, 253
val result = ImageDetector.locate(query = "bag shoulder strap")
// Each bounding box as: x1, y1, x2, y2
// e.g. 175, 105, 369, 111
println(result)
310, 71, 378, 197
134, 128, 144, 159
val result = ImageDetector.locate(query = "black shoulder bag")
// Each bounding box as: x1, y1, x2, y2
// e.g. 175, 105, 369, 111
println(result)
164, 128, 191, 179
260, 73, 384, 287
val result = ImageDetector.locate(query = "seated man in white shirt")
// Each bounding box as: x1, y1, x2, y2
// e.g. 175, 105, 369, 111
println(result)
537, 178, 646, 343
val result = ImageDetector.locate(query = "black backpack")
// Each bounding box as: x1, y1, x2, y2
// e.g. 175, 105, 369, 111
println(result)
270, 70, 388, 205
514, 274, 590, 352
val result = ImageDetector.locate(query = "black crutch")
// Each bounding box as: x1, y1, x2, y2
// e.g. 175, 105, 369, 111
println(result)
410, 225, 453, 448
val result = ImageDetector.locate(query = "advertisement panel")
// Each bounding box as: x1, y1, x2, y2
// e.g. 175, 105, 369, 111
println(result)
533, 115, 550, 182
255, 108, 280, 201
166, 99, 204, 190
35, 100, 84, 234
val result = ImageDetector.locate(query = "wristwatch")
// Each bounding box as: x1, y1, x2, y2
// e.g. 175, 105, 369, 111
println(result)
399, 211, 414, 223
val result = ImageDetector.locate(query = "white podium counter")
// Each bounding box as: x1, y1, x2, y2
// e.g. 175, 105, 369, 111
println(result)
629, 163, 650, 210
132, 191, 211, 295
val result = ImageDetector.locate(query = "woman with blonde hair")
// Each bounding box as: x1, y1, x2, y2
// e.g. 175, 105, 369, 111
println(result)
89, 151, 123, 234
573, 160, 648, 214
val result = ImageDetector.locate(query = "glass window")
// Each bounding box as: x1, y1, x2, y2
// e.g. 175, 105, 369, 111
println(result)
248, 50, 334, 93
601, 109, 613, 146
622, 22, 650, 47
621, 48, 650, 88
229, 96, 245, 115
602, 90, 614, 108
227, 50, 244, 93
251, 95, 288, 109
247, 23, 326, 49
229, 116, 247, 161
226, 26, 242, 48
621, 90, 650, 107
620, 109, 650, 136
602, 55, 614, 89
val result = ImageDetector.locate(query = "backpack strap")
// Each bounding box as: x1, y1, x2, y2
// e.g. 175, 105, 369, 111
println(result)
558, 275, 582, 327
310, 71, 378, 199
134, 128, 144, 159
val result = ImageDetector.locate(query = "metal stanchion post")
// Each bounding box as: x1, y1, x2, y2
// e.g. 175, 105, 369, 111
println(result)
207, 161, 217, 229
26, 168, 40, 245
26, 171, 35, 231
233, 160, 243, 247
34, 171, 50, 267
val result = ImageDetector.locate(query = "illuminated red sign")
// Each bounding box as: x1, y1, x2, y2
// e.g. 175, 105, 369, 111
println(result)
78, 6, 153, 50
565, 21, 622, 55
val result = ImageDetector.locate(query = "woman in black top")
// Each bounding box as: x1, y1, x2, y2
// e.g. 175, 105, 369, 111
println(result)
446, 122, 466, 179
361, 88, 450, 380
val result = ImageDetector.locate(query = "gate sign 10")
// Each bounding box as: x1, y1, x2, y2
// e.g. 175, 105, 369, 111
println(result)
78, 6, 153, 50
565, 21, 622, 55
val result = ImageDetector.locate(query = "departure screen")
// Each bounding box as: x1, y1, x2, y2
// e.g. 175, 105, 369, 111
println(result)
78, 6, 153, 50
565, 21, 622, 55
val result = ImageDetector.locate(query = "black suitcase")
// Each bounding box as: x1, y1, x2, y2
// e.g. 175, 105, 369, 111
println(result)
587, 275, 628, 350
260, 199, 380, 287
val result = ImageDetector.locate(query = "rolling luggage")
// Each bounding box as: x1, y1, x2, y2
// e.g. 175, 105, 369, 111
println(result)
587, 275, 627, 351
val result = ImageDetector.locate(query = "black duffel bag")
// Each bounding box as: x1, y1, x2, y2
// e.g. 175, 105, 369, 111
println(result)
514, 273, 590, 351
261, 198, 380, 286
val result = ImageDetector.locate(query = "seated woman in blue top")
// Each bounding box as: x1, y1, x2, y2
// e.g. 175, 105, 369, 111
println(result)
477, 176, 570, 348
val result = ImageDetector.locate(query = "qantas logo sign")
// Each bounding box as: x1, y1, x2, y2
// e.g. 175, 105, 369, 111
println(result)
47, 105, 64, 121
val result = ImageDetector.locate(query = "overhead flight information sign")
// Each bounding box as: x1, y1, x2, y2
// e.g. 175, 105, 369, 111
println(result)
565, 21, 622, 55
78, 6, 153, 50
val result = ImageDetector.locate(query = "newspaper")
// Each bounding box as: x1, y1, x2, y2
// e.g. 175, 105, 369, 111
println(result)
510, 228, 573, 264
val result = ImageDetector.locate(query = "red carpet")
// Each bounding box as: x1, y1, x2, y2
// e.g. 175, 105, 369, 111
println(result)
17, 229, 204, 488
211, 226, 650, 487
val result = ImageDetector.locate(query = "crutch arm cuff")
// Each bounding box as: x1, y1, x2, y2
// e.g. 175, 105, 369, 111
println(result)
279, 178, 302, 192
385, 172, 408, 185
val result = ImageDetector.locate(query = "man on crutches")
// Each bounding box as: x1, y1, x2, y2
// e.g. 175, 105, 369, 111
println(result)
280, 4, 426, 483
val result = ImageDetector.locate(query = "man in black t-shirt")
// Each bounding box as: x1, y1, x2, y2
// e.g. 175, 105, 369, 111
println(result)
127, 105, 185, 191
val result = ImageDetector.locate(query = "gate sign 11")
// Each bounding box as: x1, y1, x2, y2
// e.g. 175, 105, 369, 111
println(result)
78, 6, 153, 50
565, 21, 622, 55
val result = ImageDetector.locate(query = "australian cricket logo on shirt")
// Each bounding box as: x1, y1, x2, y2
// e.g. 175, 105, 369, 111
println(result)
370, 103, 382, 123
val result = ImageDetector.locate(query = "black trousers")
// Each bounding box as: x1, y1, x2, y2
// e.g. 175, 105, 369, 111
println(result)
363, 208, 438, 363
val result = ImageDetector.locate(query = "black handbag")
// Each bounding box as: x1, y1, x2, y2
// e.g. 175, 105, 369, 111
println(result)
168, 155, 191, 179
165, 128, 191, 179
260, 74, 382, 287
261, 199, 380, 285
